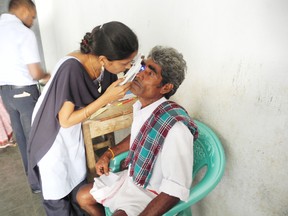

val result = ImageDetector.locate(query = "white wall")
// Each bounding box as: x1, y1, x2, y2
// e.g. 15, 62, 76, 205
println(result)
35, 0, 288, 215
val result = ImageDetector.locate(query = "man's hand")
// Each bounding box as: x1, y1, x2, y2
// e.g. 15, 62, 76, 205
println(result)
38, 73, 51, 86
95, 151, 112, 176
95, 135, 131, 176
139, 192, 180, 216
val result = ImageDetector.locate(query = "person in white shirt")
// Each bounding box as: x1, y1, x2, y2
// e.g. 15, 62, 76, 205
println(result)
0, 0, 49, 193
76, 46, 199, 216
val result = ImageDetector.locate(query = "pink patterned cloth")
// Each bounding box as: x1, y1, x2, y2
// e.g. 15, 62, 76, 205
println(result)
0, 97, 13, 146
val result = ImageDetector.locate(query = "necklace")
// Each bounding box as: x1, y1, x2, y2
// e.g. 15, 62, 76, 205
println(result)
89, 55, 103, 93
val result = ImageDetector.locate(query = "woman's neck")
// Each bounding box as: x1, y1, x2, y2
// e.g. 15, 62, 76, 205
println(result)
68, 51, 101, 80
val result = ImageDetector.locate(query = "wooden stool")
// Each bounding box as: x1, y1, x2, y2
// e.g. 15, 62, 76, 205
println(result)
82, 97, 136, 182
83, 128, 115, 182
92, 132, 115, 160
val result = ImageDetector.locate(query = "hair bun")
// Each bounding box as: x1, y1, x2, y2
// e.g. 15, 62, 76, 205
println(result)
80, 32, 92, 54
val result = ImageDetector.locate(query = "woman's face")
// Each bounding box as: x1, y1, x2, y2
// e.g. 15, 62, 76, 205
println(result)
104, 51, 138, 74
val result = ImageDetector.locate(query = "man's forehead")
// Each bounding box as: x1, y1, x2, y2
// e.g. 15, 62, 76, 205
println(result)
144, 58, 162, 74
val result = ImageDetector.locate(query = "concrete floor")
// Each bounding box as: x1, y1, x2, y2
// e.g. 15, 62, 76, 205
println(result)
0, 146, 45, 216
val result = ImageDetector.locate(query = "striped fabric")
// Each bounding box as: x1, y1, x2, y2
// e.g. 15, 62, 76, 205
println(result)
125, 101, 198, 187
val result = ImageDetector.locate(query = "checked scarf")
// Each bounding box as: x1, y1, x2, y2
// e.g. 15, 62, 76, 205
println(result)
124, 101, 198, 188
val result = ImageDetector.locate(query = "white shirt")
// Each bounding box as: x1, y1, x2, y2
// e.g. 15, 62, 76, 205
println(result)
32, 57, 86, 200
0, 14, 40, 85
130, 97, 194, 201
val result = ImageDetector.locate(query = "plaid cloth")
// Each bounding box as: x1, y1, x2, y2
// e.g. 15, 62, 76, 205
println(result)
124, 101, 198, 188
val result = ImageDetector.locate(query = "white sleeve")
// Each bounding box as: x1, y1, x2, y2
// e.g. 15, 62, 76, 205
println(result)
20, 30, 40, 64
159, 121, 194, 201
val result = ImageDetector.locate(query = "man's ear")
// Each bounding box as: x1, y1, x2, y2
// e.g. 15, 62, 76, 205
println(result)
160, 83, 174, 95
22, 5, 32, 17
14, 6, 26, 21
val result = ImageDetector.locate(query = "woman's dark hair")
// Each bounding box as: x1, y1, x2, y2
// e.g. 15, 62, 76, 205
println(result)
80, 21, 138, 60
148, 46, 187, 99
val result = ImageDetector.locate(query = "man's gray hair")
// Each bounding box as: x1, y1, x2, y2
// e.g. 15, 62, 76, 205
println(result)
148, 46, 187, 99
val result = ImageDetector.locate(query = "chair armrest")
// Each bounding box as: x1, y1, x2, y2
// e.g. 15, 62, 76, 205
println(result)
109, 151, 129, 173
163, 177, 210, 215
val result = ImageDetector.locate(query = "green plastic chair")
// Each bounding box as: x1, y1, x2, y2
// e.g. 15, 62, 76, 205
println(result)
105, 120, 226, 216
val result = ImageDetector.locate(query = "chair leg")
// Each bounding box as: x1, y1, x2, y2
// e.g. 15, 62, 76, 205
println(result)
179, 207, 192, 216
185, 207, 192, 216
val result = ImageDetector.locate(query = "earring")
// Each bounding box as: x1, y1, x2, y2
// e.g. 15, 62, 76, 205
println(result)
97, 64, 105, 93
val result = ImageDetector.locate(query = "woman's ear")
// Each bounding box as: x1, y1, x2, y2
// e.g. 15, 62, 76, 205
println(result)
160, 83, 174, 95
97, 56, 104, 66
98, 55, 110, 66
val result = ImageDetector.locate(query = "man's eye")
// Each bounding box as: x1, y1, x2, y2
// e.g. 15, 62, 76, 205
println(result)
148, 71, 154, 76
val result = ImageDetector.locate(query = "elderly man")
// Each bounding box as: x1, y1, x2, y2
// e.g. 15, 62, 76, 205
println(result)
77, 46, 198, 216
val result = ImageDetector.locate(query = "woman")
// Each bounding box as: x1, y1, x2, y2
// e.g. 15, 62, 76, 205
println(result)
0, 96, 14, 148
28, 21, 138, 215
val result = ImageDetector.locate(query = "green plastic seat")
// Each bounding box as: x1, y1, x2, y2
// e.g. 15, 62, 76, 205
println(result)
105, 120, 226, 216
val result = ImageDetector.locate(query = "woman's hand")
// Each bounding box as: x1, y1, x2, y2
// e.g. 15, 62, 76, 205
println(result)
101, 78, 132, 103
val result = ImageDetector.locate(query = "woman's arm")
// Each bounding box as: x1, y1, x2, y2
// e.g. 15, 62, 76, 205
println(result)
58, 78, 131, 128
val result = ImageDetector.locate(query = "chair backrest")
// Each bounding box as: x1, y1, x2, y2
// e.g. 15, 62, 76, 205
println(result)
106, 120, 226, 216
163, 120, 226, 215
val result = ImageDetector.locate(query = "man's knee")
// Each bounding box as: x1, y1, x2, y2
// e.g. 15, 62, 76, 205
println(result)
113, 209, 128, 216
76, 183, 95, 207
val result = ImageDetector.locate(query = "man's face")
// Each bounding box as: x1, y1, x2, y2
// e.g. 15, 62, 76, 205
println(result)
130, 58, 167, 106
22, 7, 36, 28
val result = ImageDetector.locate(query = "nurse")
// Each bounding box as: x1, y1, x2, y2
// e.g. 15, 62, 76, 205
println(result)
28, 21, 138, 216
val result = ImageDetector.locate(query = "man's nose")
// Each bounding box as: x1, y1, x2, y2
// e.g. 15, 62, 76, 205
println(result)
137, 68, 147, 77
134, 71, 143, 81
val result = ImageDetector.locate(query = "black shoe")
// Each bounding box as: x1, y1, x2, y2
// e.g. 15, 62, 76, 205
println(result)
31, 188, 42, 194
